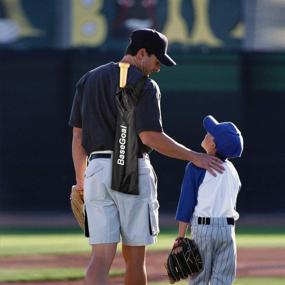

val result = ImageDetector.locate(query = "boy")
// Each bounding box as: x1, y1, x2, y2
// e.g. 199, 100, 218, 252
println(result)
175, 115, 244, 285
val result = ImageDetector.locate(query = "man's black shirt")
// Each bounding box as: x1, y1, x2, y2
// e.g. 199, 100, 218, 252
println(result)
69, 62, 163, 155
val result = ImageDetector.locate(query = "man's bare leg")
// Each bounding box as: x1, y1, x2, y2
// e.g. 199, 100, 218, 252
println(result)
122, 244, 147, 285
84, 243, 117, 285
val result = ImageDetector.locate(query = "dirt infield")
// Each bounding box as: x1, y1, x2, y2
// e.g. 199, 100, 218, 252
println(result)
1, 248, 285, 285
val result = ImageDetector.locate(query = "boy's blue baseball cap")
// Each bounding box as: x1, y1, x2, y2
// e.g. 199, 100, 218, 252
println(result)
203, 115, 243, 159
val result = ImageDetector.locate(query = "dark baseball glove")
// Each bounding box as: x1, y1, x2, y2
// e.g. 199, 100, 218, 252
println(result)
165, 237, 203, 284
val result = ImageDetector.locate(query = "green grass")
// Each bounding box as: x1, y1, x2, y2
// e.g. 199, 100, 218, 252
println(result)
0, 227, 285, 256
0, 267, 283, 284
0, 268, 84, 282
0, 268, 123, 282
149, 227, 285, 251
235, 227, 285, 248
0, 227, 284, 283
0, 232, 90, 256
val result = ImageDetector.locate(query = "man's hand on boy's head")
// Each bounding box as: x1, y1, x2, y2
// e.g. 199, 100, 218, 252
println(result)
192, 152, 224, 176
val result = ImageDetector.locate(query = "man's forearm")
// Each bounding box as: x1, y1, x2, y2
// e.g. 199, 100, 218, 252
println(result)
139, 131, 224, 176
72, 128, 87, 189
139, 131, 197, 161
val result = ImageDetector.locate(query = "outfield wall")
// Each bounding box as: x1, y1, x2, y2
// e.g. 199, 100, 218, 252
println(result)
0, 50, 284, 214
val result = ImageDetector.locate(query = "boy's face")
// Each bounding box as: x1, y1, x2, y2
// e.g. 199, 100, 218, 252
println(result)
201, 133, 216, 155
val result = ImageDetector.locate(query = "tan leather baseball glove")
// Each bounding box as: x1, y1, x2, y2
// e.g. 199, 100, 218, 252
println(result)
70, 185, 85, 231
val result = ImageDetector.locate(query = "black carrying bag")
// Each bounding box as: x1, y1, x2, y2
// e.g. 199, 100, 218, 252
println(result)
111, 76, 147, 195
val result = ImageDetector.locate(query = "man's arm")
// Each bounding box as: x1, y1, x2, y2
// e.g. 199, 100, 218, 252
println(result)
72, 127, 87, 191
139, 131, 223, 176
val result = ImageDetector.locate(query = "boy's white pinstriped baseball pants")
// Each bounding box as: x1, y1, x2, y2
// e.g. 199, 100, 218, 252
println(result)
190, 216, 237, 285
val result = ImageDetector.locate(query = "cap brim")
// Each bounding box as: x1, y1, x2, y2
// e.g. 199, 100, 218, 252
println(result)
156, 53, 176, 66
203, 115, 219, 134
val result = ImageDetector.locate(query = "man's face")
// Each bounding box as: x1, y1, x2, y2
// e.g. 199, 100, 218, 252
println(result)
141, 54, 161, 76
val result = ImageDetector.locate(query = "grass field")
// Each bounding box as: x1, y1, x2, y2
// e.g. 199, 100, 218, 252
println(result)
0, 227, 284, 283
0, 267, 284, 284
1, 227, 285, 256
0, 267, 284, 285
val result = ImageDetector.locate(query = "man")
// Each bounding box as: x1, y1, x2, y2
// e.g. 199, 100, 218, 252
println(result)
69, 28, 223, 285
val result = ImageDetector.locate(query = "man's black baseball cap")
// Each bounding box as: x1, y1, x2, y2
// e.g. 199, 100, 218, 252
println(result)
128, 28, 176, 66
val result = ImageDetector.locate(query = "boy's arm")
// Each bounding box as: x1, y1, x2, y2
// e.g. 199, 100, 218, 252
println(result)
176, 164, 204, 223
172, 221, 190, 254
178, 221, 189, 237
175, 164, 206, 240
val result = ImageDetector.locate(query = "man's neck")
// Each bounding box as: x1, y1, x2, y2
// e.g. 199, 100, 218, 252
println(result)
121, 55, 141, 70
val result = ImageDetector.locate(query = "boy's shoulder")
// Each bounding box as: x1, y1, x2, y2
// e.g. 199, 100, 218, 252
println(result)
224, 160, 241, 182
185, 162, 206, 177
183, 162, 207, 188
185, 162, 205, 172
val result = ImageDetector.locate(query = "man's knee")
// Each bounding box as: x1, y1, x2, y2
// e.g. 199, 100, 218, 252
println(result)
122, 245, 146, 263
87, 255, 111, 273
85, 261, 109, 285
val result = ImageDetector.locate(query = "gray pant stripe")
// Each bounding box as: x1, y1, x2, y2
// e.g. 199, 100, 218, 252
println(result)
226, 227, 233, 282
224, 227, 230, 282
204, 224, 210, 284
224, 226, 229, 284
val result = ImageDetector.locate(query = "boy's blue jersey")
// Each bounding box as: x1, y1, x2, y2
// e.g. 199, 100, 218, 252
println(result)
176, 161, 241, 223
175, 163, 206, 223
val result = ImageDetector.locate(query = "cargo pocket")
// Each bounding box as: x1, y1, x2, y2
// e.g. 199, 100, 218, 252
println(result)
148, 200, 160, 236
84, 205, 90, 238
